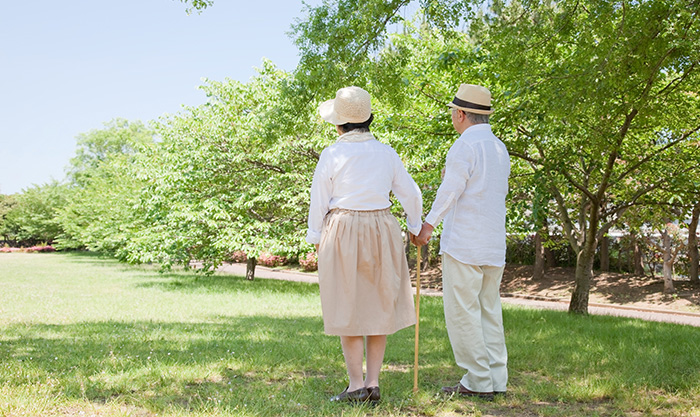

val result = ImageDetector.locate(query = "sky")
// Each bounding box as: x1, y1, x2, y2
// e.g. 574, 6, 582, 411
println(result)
0, 0, 322, 195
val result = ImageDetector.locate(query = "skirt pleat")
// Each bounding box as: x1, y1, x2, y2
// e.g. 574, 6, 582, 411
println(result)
318, 208, 416, 336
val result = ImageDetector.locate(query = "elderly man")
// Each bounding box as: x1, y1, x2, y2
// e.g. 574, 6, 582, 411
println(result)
413, 84, 510, 400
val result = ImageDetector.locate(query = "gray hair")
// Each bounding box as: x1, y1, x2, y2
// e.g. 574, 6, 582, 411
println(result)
464, 111, 490, 125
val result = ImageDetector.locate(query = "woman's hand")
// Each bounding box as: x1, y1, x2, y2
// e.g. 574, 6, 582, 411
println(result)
413, 223, 434, 246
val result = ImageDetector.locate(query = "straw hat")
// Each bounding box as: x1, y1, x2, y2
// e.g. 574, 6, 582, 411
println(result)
447, 84, 494, 115
319, 86, 372, 125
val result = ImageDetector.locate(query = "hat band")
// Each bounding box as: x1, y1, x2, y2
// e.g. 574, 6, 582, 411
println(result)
452, 97, 491, 111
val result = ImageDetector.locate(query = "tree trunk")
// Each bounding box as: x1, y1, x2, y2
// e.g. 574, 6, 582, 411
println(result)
569, 199, 602, 315
542, 218, 556, 268
661, 228, 675, 293
533, 231, 545, 280
631, 232, 646, 276
404, 231, 411, 258
246, 256, 257, 281
689, 201, 699, 283
569, 236, 596, 315
599, 234, 610, 272
421, 244, 429, 270
545, 246, 556, 268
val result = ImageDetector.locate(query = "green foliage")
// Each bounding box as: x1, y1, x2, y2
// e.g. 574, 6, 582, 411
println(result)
176, 0, 213, 14
126, 61, 321, 272
481, 0, 700, 309
1, 182, 68, 246
291, 0, 412, 98
67, 118, 154, 187
291, 0, 700, 312
0, 194, 18, 242
56, 119, 155, 254
56, 154, 149, 255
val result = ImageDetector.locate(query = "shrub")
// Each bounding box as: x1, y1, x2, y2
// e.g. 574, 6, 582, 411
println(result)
299, 251, 318, 272
258, 252, 288, 267
230, 250, 247, 263
25, 245, 57, 253
0, 247, 22, 253
0, 246, 56, 253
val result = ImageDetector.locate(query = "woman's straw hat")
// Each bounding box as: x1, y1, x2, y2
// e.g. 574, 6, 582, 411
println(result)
319, 86, 372, 125
447, 84, 494, 115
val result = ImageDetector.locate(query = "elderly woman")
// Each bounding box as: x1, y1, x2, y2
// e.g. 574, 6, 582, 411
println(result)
306, 86, 422, 403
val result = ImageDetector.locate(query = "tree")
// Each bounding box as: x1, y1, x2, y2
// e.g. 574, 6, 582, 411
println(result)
3, 182, 68, 246
689, 201, 700, 283
56, 153, 149, 255
473, 0, 700, 313
56, 120, 155, 254
292, 0, 700, 314
126, 61, 321, 275
292, 0, 413, 100
0, 194, 19, 244
67, 119, 153, 187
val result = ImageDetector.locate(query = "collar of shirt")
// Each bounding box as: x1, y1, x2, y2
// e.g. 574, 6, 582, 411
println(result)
461, 123, 492, 138
336, 130, 374, 143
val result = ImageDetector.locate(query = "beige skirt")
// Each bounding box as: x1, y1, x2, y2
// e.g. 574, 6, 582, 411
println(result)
318, 208, 416, 336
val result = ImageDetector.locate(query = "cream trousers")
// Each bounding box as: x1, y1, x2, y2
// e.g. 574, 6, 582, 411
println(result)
442, 253, 508, 392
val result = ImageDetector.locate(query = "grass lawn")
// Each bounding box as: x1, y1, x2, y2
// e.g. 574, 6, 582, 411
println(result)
1, 252, 699, 416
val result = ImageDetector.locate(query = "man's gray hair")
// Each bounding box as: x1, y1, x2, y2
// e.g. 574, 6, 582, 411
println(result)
464, 111, 490, 125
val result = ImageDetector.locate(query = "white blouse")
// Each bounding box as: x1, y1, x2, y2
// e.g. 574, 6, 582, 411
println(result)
425, 124, 510, 266
306, 131, 422, 244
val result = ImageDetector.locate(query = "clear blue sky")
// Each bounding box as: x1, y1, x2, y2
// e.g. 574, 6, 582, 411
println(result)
0, 0, 321, 195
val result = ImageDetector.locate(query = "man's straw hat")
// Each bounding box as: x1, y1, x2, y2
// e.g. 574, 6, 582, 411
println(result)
319, 86, 372, 125
447, 84, 494, 115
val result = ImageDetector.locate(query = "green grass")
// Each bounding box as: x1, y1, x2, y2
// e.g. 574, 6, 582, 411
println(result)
1, 252, 699, 416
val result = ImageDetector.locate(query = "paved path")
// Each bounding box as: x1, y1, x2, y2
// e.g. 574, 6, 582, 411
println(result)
217, 263, 700, 327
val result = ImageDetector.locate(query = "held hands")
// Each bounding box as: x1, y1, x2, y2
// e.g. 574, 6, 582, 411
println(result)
410, 222, 434, 247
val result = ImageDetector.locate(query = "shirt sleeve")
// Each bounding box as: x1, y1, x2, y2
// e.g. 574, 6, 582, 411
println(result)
391, 151, 423, 235
425, 141, 472, 227
305, 152, 332, 244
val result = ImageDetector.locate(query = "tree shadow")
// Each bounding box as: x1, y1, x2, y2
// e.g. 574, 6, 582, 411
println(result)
134, 271, 320, 297
502, 264, 700, 310
1, 308, 449, 413
502, 306, 700, 395
3, 253, 699, 414
1, 315, 331, 409
593, 277, 700, 307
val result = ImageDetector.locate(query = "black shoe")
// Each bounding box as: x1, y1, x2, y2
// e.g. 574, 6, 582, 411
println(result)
330, 387, 369, 403
367, 386, 380, 404
441, 383, 495, 401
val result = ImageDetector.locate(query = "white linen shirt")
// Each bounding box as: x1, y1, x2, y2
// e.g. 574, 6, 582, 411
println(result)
306, 131, 422, 244
425, 124, 510, 266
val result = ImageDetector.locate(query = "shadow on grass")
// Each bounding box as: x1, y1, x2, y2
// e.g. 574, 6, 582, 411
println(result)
2, 302, 699, 413
57, 250, 120, 264
1, 312, 445, 414
3, 252, 699, 414
135, 272, 320, 297
502, 306, 700, 394
2, 316, 325, 405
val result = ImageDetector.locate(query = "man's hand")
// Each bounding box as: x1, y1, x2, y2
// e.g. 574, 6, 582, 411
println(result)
413, 222, 434, 246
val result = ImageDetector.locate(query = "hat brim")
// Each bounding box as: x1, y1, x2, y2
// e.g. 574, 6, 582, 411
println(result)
447, 101, 494, 115
319, 99, 348, 125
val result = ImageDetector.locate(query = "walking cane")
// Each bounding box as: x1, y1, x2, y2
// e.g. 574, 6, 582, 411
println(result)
413, 244, 422, 392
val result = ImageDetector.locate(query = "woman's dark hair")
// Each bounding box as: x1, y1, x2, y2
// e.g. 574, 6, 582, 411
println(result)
338, 113, 374, 133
